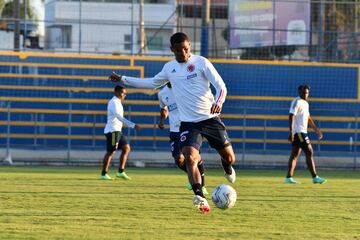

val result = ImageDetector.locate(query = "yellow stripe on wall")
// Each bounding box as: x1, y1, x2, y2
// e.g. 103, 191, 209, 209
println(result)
0, 51, 133, 60
0, 61, 143, 70
0, 85, 159, 96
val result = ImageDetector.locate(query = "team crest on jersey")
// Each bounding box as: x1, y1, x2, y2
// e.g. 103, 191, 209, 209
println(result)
187, 64, 195, 72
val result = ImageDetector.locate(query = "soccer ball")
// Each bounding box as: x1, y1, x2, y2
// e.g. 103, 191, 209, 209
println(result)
211, 184, 237, 209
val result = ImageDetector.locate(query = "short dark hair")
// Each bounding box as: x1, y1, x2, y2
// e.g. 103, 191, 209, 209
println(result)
302, 84, 310, 90
114, 85, 125, 93
298, 84, 310, 92
170, 32, 189, 46
298, 85, 303, 92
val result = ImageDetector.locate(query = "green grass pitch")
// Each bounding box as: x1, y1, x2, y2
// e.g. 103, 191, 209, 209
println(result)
0, 166, 359, 240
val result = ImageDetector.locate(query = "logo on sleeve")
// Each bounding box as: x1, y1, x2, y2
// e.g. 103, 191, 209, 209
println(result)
187, 64, 195, 72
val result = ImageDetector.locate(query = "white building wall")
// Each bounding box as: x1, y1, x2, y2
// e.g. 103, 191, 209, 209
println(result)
45, 1, 176, 55
0, 31, 25, 51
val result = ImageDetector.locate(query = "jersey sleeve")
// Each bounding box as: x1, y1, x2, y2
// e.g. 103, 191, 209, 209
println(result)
123, 65, 169, 89
203, 58, 227, 105
158, 91, 167, 109
112, 101, 136, 129
289, 99, 299, 115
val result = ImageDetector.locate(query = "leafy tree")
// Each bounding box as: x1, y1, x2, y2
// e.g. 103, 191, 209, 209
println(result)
0, 0, 37, 20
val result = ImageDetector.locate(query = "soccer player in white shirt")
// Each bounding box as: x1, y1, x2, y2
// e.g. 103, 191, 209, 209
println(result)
158, 82, 208, 195
109, 32, 236, 214
285, 85, 326, 184
101, 85, 140, 180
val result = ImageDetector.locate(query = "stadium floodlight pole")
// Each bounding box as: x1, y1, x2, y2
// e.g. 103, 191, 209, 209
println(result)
14, 0, 20, 52
200, 0, 210, 57
139, 0, 145, 56
272, 0, 275, 56
179, 0, 184, 31
23, 0, 26, 51
317, 0, 324, 62
79, 0, 82, 54
131, 0, 135, 55
356, 0, 359, 33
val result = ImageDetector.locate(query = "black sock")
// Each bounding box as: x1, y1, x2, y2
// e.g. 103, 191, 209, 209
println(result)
101, 170, 107, 176
197, 160, 205, 186
118, 168, 124, 173
221, 158, 232, 175
192, 183, 205, 198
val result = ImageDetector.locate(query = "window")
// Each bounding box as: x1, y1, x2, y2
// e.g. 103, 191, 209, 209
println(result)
124, 34, 131, 50
46, 25, 72, 49
146, 35, 163, 50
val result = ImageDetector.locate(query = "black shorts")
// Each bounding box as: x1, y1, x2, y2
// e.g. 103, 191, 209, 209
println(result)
292, 132, 311, 150
179, 117, 231, 151
105, 131, 128, 152
169, 131, 181, 158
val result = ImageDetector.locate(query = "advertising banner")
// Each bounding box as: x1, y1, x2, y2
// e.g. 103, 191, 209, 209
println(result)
229, 0, 310, 48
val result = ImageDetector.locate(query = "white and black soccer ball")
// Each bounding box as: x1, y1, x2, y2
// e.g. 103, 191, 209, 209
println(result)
211, 184, 237, 209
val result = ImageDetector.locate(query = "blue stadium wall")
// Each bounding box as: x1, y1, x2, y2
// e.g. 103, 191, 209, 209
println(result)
0, 52, 359, 154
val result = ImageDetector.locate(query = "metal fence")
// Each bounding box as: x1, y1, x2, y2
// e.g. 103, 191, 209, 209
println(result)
0, 0, 359, 62
1, 101, 359, 169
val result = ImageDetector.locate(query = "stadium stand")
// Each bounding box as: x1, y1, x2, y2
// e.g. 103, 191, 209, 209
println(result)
0, 52, 359, 160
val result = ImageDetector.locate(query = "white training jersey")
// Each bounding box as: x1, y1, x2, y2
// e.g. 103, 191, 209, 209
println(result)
104, 96, 136, 134
158, 86, 180, 132
289, 96, 310, 134
122, 54, 227, 123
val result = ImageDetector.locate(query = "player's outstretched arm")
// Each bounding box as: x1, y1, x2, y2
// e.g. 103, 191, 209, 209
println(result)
110, 66, 168, 89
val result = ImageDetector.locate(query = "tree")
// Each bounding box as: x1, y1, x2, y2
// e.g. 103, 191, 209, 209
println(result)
0, 0, 37, 20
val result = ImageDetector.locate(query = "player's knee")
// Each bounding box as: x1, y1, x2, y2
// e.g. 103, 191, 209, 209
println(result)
175, 154, 185, 166
122, 144, 131, 153
184, 153, 199, 166
305, 149, 313, 158
106, 150, 116, 157
305, 146, 313, 156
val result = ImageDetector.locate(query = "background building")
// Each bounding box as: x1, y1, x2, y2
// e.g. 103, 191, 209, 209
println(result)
45, 0, 176, 55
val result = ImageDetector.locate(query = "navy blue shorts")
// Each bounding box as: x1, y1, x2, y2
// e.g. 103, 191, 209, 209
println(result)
105, 131, 128, 152
179, 117, 231, 151
292, 132, 311, 150
169, 131, 181, 158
